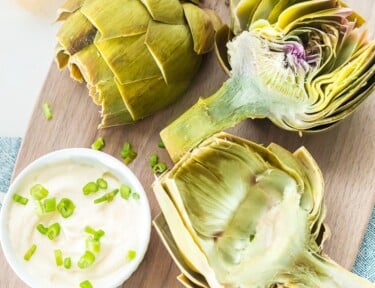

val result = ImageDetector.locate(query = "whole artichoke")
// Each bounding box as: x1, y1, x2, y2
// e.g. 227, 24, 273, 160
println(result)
161, 0, 375, 161
153, 132, 374, 288
55, 0, 220, 128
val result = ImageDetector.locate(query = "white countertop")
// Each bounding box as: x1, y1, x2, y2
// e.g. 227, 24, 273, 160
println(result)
0, 0, 64, 137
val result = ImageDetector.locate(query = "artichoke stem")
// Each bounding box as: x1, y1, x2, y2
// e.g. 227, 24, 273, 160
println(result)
161, 77, 267, 162
293, 251, 375, 288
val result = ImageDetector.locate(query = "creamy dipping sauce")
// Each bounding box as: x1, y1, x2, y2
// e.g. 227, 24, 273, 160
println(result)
6, 158, 150, 288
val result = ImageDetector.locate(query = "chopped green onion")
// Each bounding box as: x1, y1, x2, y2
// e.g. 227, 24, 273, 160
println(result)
93, 229, 105, 241
93, 195, 107, 204
43, 197, 56, 213
126, 249, 137, 261
93, 189, 118, 204
149, 154, 158, 168
152, 162, 168, 174
47, 223, 61, 240
24, 244, 37, 261
77, 251, 95, 269
91, 137, 105, 151
30, 184, 49, 200
96, 178, 107, 189
132, 192, 140, 200
84, 226, 105, 241
57, 198, 75, 218
54, 249, 63, 266
80, 280, 93, 288
36, 224, 48, 235
64, 257, 72, 269
34, 200, 44, 215
84, 226, 96, 235
42, 102, 53, 120
12, 193, 29, 205
158, 139, 165, 149
120, 184, 131, 200
83, 182, 99, 195
86, 237, 101, 254
120, 142, 137, 164
107, 189, 118, 202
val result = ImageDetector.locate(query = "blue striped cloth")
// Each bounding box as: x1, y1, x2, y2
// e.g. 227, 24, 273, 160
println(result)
0, 137, 373, 281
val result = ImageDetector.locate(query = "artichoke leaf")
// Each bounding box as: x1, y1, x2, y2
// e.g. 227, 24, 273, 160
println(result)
95, 34, 162, 85
145, 21, 201, 84
182, 3, 217, 54
56, 11, 96, 55
154, 214, 209, 288
81, 0, 150, 40
56, 0, 84, 21
116, 76, 191, 121
140, 0, 185, 25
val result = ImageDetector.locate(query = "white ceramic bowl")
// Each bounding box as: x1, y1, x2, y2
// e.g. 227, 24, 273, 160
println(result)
0, 148, 151, 288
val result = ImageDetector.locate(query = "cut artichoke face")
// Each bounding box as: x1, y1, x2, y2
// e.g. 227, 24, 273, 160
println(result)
55, 0, 220, 128
153, 133, 374, 288
161, 0, 374, 161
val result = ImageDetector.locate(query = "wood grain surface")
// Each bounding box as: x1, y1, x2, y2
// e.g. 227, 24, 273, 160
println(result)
1, 0, 374, 287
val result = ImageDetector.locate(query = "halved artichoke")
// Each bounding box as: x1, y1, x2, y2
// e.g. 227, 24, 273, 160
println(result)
153, 132, 374, 288
161, 0, 375, 161
55, 0, 220, 128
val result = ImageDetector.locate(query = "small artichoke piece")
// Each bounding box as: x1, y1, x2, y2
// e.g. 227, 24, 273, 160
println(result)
55, 0, 220, 128
153, 132, 374, 288
161, 0, 374, 161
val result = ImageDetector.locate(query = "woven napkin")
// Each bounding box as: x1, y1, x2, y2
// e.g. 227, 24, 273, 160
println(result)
0, 137, 373, 281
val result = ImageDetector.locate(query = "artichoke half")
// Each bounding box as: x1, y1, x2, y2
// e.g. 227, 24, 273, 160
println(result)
161, 0, 375, 161
55, 0, 220, 128
153, 132, 374, 288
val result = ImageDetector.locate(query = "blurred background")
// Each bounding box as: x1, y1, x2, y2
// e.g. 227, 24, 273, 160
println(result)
0, 0, 64, 136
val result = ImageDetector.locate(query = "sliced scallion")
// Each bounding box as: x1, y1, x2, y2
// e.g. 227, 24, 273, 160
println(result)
47, 223, 61, 240
42, 102, 52, 120
57, 198, 75, 218
43, 197, 56, 213
54, 249, 63, 266
126, 249, 136, 261
96, 178, 107, 189
91, 137, 105, 151
149, 154, 158, 168
80, 280, 93, 288
24, 244, 37, 261
120, 142, 137, 164
152, 162, 167, 174
83, 182, 99, 195
64, 257, 72, 269
131, 192, 140, 200
86, 237, 101, 254
77, 251, 95, 269
12, 193, 28, 205
30, 184, 49, 200
84, 226, 105, 241
120, 184, 131, 200
36, 224, 48, 235
93, 189, 118, 204
158, 139, 165, 149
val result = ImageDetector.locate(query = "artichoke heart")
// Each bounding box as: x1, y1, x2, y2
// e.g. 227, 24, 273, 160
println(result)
55, 0, 220, 128
161, 0, 374, 161
153, 132, 374, 288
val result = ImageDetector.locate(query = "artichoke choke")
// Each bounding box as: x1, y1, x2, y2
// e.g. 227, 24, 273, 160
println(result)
161, 0, 375, 161
55, 0, 220, 128
153, 132, 374, 288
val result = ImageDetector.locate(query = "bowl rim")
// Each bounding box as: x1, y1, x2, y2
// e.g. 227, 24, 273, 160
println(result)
0, 148, 151, 288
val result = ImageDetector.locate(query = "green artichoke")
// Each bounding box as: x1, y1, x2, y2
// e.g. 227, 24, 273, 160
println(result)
161, 0, 375, 161
153, 132, 374, 288
55, 0, 220, 128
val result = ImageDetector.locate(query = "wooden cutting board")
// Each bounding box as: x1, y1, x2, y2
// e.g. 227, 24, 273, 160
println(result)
1, 0, 374, 287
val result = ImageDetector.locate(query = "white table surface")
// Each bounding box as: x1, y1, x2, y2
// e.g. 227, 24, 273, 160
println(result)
0, 0, 64, 137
